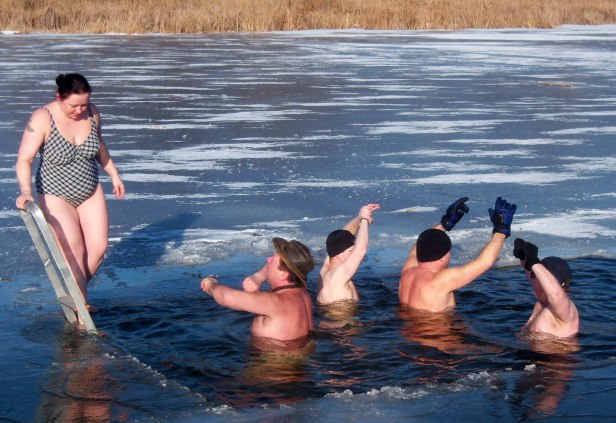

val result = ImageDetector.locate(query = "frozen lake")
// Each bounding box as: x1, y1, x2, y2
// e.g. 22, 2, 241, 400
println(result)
0, 25, 615, 422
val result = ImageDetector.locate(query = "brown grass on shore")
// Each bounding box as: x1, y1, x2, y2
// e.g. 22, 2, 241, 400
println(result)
1, 0, 615, 33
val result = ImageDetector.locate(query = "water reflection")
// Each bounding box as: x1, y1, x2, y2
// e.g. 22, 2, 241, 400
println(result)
317, 301, 362, 330
315, 302, 370, 391
398, 307, 478, 355
36, 325, 129, 423
234, 337, 316, 406
511, 333, 580, 419
397, 307, 501, 384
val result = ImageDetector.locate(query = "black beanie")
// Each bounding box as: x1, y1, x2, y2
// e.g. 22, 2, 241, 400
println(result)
326, 229, 356, 258
416, 228, 452, 262
541, 256, 572, 289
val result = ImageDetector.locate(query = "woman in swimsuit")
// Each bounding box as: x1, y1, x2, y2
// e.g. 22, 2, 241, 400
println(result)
15, 73, 125, 306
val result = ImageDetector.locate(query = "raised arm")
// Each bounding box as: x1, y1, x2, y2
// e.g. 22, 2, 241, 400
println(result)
329, 203, 380, 282
513, 238, 577, 323
436, 232, 506, 291
529, 264, 577, 321
433, 196, 515, 292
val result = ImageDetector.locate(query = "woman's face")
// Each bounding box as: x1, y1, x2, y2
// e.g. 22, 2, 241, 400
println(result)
57, 92, 91, 120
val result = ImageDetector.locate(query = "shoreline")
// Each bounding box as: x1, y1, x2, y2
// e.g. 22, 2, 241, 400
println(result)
1, 0, 615, 34
3, 23, 616, 37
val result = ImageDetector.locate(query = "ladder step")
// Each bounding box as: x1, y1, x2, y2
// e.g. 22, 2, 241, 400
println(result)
57, 294, 76, 310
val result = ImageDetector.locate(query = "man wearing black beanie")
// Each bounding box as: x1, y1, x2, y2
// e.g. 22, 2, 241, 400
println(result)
513, 238, 579, 337
399, 196, 516, 312
317, 203, 380, 305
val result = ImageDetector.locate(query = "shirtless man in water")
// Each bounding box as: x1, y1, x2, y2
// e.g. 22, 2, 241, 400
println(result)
317, 203, 380, 305
513, 238, 579, 338
200, 237, 315, 343
399, 196, 516, 312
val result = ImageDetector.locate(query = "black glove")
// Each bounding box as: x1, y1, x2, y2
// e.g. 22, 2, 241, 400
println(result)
440, 197, 469, 231
489, 196, 516, 238
514, 238, 541, 271
513, 238, 526, 260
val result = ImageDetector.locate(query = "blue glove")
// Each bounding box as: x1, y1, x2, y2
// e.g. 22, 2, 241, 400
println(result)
440, 197, 469, 231
489, 196, 516, 238
514, 238, 540, 271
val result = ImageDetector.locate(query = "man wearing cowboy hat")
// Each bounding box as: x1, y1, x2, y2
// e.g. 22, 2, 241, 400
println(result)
201, 237, 315, 342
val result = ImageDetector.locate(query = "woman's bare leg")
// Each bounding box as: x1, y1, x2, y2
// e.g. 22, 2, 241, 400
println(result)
39, 194, 89, 302
76, 184, 109, 282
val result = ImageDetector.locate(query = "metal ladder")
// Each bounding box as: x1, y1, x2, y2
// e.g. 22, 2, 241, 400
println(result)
19, 201, 97, 332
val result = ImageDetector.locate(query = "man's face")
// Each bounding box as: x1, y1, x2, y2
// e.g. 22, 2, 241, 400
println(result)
266, 253, 284, 283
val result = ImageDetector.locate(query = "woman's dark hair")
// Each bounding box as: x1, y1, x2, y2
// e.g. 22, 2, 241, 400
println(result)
55, 73, 92, 99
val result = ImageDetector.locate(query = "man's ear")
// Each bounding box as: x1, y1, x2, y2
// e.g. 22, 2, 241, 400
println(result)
274, 265, 289, 283
279, 269, 290, 283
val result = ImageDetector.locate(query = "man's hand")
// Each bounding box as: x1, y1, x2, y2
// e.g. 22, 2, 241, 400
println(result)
514, 238, 541, 271
489, 196, 516, 238
359, 203, 380, 224
201, 277, 218, 295
513, 238, 526, 260
242, 276, 261, 292
440, 197, 469, 231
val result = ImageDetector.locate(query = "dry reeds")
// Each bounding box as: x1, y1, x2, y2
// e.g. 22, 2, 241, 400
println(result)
1, 0, 615, 33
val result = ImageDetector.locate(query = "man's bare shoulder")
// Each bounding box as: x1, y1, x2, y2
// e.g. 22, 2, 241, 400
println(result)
423, 265, 476, 294
273, 287, 310, 305
401, 266, 439, 288
400, 265, 417, 282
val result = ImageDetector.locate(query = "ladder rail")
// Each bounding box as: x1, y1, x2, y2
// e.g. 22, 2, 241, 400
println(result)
20, 201, 97, 332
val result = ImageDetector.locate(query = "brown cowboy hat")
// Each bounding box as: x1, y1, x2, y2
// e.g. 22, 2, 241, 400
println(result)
272, 238, 314, 285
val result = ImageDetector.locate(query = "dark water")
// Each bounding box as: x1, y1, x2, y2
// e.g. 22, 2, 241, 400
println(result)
9, 255, 614, 422
99, 255, 616, 408
1, 26, 616, 422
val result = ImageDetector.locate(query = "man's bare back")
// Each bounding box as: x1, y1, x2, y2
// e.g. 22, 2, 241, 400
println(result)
317, 204, 379, 305
399, 197, 516, 313
201, 237, 315, 343
399, 266, 456, 312
514, 238, 579, 338
251, 287, 314, 340
316, 269, 359, 304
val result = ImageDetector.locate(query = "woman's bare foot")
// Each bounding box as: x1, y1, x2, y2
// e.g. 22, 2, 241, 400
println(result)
72, 303, 97, 328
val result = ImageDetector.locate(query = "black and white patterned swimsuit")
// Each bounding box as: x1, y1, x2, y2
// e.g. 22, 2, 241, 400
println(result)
35, 107, 101, 207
